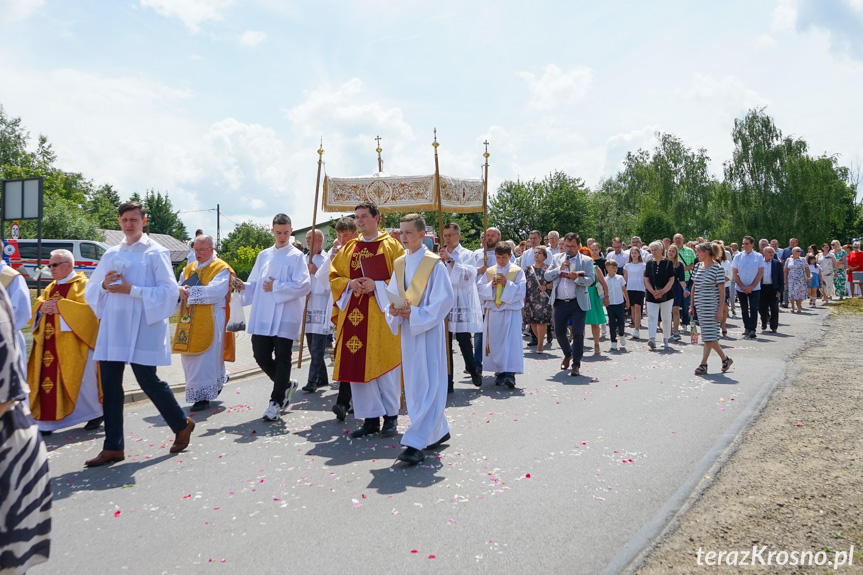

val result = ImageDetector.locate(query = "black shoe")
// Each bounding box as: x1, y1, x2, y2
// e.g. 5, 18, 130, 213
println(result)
351, 418, 381, 438
83, 417, 104, 431
397, 446, 425, 465
190, 401, 210, 412
527, 338, 538, 347
40, 430, 53, 437
749, 332, 757, 340
381, 415, 399, 437
427, 432, 451, 449
504, 377, 516, 389
470, 368, 482, 388
316, 381, 329, 389
302, 383, 317, 393
332, 403, 348, 422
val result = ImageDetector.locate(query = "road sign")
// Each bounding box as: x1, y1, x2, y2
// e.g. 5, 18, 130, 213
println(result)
10, 221, 20, 240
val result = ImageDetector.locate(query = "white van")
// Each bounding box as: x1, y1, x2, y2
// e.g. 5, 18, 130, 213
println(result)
5, 239, 110, 286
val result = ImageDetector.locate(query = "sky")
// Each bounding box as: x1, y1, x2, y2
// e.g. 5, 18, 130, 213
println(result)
1, 0, 862, 237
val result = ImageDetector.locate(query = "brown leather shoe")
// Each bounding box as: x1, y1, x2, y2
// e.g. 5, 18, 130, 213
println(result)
560, 355, 572, 371
570, 366, 580, 377
170, 418, 196, 453
84, 450, 125, 467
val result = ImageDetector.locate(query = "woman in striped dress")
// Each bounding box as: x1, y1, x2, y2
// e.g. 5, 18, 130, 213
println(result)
0, 288, 51, 574
689, 242, 733, 375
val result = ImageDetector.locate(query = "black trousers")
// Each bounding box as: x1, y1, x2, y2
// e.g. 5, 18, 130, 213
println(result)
553, 298, 586, 368
251, 335, 294, 404
737, 291, 761, 331
759, 286, 780, 331
448, 331, 476, 384
335, 382, 352, 407
606, 303, 625, 342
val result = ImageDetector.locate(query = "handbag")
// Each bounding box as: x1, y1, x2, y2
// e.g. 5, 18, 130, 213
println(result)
226, 288, 246, 332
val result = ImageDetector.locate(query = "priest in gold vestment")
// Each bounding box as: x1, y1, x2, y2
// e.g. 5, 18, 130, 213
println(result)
28, 249, 103, 433
330, 201, 404, 438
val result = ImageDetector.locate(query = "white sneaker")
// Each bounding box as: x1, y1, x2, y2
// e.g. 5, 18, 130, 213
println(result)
620, 336, 626, 348
263, 401, 281, 421
648, 338, 656, 349
283, 378, 300, 408
610, 342, 618, 351
663, 338, 669, 350
632, 330, 640, 340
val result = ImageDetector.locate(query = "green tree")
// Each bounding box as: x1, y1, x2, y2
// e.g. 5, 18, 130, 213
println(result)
489, 171, 593, 242
381, 210, 484, 250
219, 220, 273, 263
85, 184, 122, 229
140, 190, 188, 240
39, 199, 104, 240
636, 210, 675, 245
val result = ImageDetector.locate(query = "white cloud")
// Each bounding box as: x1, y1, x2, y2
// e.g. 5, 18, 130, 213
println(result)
239, 30, 267, 47
516, 64, 593, 111
772, 0, 798, 30
684, 74, 769, 117
0, 0, 43, 22
140, 0, 234, 33
756, 34, 777, 48
603, 126, 661, 175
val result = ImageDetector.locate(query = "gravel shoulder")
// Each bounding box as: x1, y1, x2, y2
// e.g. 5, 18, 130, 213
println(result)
633, 306, 863, 574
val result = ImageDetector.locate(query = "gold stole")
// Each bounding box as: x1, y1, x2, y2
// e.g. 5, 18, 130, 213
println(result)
393, 250, 440, 307
486, 264, 522, 308
172, 258, 236, 360
0, 264, 20, 289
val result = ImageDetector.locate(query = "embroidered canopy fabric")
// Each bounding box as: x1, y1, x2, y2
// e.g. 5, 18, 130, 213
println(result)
322, 172, 484, 213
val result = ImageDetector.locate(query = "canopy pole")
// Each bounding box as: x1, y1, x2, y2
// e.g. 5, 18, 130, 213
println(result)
482, 140, 490, 234
297, 140, 325, 369
432, 128, 450, 377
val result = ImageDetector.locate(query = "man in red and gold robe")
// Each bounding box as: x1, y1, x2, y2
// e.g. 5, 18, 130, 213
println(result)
330, 201, 404, 438
28, 249, 102, 433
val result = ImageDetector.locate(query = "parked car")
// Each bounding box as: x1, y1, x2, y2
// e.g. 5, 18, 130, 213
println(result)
5, 238, 110, 287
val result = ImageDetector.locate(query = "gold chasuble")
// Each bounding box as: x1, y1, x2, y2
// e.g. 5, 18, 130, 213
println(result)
172, 258, 236, 361
330, 231, 404, 383
27, 272, 100, 421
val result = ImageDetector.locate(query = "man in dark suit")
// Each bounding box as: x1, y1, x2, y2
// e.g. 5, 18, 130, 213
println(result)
759, 246, 784, 333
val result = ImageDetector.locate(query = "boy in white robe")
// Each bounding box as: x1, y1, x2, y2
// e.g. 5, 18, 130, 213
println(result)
478, 242, 526, 389
301, 229, 333, 393
386, 214, 454, 465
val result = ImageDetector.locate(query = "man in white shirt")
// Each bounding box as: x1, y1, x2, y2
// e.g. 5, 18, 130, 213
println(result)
233, 213, 311, 421
301, 229, 333, 393
732, 236, 764, 340
440, 223, 483, 390
519, 230, 542, 269
84, 201, 193, 467
607, 237, 629, 270
386, 214, 453, 464
546, 231, 560, 257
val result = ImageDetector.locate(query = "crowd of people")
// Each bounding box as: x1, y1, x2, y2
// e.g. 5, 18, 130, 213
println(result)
2, 198, 862, 574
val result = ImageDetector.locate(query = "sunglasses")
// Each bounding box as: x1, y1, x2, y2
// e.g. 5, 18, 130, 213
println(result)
46, 261, 72, 269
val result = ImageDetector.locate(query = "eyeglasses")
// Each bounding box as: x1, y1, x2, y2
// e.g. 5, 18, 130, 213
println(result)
46, 261, 72, 269
194, 247, 214, 253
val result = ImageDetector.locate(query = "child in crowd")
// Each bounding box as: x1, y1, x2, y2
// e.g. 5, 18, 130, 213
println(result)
807, 254, 822, 307
604, 260, 630, 351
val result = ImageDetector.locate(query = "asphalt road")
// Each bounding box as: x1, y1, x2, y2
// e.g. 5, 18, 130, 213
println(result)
31, 306, 828, 575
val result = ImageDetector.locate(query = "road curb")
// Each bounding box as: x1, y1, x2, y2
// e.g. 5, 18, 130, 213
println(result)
602, 313, 830, 575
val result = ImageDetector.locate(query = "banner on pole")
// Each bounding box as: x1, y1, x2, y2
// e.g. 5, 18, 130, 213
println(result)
322, 173, 484, 213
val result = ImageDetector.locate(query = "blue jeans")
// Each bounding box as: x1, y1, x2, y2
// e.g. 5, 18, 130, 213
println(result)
680, 279, 693, 326
305, 333, 329, 386
100, 361, 187, 451
473, 331, 483, 370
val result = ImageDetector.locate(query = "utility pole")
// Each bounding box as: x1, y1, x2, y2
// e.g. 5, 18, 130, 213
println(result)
216, 204, 221, 252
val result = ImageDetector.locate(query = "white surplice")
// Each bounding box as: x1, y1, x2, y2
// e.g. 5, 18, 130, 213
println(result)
478, 263, 526, 374
385, 247, 453, 450
36, 270, 102, 432
443, 244, 482, 334
241, 243, 310, 340
306, 252, 333, 335
179, 254, 231, 402
85, 234, 179, 366
0, 261, 31, 378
